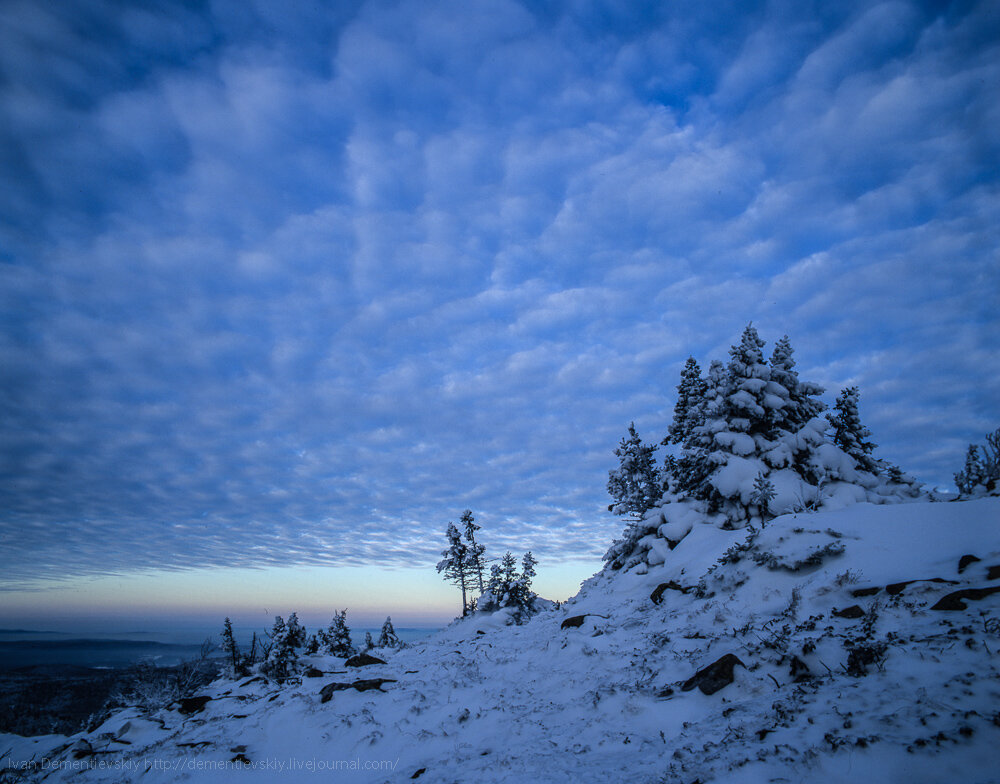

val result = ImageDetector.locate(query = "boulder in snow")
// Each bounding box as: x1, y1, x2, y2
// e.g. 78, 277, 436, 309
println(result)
681, 653, 746, 695
345, 653, 387, 667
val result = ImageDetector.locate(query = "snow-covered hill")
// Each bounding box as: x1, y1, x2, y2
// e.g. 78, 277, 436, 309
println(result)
4, 498, 999, 783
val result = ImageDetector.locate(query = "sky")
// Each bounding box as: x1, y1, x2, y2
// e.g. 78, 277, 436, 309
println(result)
1, 0, 997, 630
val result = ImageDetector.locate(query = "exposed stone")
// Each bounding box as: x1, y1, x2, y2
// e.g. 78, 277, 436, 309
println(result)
650, 581, 692, 605
851, 587, 880, 597
304, 667, 325, 678
885, 578, 957, 596
988, 565, 1000, 580
958, 554, 981, 574
411, 768, 427, 779
176, 696, 212, 715
931, 585, 1000, 611
345, 653, 387, 668
681, 653, 746, 695
561, 615, 587, 629
320, 678, 397, 702
833, 605, 865, 619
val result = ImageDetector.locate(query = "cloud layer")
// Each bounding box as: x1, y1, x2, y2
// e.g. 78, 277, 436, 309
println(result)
2, 0, 997, 585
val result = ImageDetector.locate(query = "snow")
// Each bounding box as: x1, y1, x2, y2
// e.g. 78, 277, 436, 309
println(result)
4, 498, 1000, 783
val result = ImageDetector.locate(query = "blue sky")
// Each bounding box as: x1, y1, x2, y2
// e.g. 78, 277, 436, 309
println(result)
1, 0, 997, 627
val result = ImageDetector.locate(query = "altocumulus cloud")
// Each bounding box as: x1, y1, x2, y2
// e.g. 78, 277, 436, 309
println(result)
1, 0, 997, 585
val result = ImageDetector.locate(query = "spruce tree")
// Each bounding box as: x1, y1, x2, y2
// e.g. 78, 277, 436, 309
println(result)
324, 609, 355, 657
722, 323, 772, 443
437, 522, 473, 616
607, 422, 660, 518
768, 335, 825, 433
666, 357, 706, 446
364, 631, 375, 651
286, 612, 307, 648
262, 616, 298, 682
827, 386, 878, 473
461, 510, 487, 594
673, 359, 728, 504
378, 616, 401, 648
220, 617, 242, 677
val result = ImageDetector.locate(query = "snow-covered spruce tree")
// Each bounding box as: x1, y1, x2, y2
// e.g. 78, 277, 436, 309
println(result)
827, 386, 878, 474
767, 335, 826, 433
666, 357, 706, 446
604, 423, 663, 569
324, 609, 355, 658
478, 551, 539, 624
955, 428, 1000, 497
437, 522, 473, 616
220, 617, 242, 677
377, 616, 401, 648
364, 631, 375, 651
605, 326, 924, 573
750, 473, 776, 521
261, 616, 298, 682
286, 612, 307, 648
607, 422, 661, 517
672, 359, 727, 504
461, 510, 487, 594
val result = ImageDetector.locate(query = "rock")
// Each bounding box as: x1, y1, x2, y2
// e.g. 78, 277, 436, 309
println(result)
988, 565, 1000, 580
411, 768, 427, 779
351, 677, 396, 692
320, 678, 398, 702
650, 581, 692, 604
230, 745, 247, 753
561, 615, 587, 629
958, 554, 981, 574
833, 605, 865, 619
885, 578, 957, 596
304, 667, 325, 678
176, 696, 212, 715
851, 587, 880, 597
476, 630, 486, 635
239, 676, 267, 687
681, 653, 746, 695
345, 653, 387, 667
70, 738, 94, 759
931, 584, 1000, 611
232, 753, 251, 765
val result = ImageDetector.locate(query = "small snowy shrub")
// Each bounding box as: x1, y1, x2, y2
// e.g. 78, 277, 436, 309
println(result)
954, 427, 1000, 497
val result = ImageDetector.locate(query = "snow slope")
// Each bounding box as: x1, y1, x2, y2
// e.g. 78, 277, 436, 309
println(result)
4, 498, 999, 783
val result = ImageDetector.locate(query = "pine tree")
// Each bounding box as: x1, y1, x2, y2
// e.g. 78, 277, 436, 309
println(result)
437, 522, 473, 616
607, 422, 660, 518
220, 617, 242, 677
378, 616, 401, 649
666, 357, 707, 446
286, 612, 307, 648
364, 631, 375, 651
827, 386, 878, 473
324, 609, 355, 657
461, 510, 487, 594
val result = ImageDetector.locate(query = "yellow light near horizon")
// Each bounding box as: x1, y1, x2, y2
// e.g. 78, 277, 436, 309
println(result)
0, 558, 600, 629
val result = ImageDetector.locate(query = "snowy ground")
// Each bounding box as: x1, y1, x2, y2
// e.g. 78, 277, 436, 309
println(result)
3, 498, 999, 783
